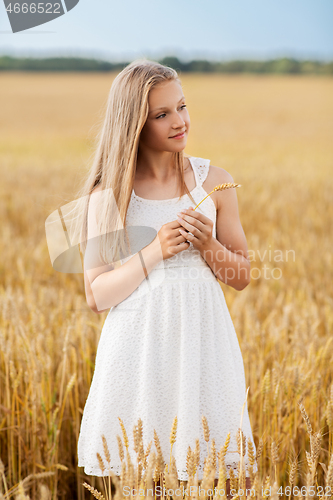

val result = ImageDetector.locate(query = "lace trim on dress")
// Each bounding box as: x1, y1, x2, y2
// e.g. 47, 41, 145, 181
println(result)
191, 157, 211, 187
82, 458, 258, 481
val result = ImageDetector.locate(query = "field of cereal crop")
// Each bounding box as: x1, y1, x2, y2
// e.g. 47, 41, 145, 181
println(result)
0, 72, 332, 499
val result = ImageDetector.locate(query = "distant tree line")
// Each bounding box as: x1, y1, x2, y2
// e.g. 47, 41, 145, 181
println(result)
0, 55, 332, 74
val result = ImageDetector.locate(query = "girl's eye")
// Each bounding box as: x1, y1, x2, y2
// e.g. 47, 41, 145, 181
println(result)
156, 104, 187, 119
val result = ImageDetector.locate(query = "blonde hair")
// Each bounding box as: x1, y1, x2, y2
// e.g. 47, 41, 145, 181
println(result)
71, 58, 197, 268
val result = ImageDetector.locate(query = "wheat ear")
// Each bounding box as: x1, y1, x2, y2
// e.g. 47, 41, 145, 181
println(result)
192, 183, 241, 211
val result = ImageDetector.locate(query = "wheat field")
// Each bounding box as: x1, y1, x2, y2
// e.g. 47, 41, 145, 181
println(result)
0, 72, 332, 499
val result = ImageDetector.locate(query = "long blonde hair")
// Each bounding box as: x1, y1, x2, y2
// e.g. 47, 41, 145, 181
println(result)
70, 58, 198, 269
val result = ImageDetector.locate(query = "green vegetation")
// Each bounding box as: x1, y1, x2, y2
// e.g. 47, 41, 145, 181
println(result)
0, 54, 332, 74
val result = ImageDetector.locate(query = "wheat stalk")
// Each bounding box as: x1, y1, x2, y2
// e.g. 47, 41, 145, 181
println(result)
82, 482, 106, 500
192, 183, 241, 211
169, 416, 178, 475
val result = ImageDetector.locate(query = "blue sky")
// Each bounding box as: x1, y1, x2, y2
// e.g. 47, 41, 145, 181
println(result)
0, 0, 332, 61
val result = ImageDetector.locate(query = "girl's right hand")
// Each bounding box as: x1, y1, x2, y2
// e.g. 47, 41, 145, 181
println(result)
152, 220, 190, 261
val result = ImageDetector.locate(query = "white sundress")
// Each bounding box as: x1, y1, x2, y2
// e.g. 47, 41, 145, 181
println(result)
77, 155, 258, 481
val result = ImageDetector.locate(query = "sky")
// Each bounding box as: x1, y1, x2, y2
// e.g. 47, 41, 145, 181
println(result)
0, 0, 332, 62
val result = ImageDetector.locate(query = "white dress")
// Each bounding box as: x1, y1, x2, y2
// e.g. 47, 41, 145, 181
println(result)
78, 156, 257, 481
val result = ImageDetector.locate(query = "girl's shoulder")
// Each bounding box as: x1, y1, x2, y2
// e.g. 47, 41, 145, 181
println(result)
189, 156, 233, 212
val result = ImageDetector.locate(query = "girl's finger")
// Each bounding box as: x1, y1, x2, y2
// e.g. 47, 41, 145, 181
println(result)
178, 213, 206, 233
179, 228, 192, 240
179, 208, 211, 226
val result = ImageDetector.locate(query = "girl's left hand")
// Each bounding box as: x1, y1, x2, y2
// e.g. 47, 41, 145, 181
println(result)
176, 206, 214, 250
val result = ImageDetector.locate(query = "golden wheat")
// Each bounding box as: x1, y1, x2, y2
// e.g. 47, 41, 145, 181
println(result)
1, 72, 332, 498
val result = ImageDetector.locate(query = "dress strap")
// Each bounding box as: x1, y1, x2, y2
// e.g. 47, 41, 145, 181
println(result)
189, 156, 211, 187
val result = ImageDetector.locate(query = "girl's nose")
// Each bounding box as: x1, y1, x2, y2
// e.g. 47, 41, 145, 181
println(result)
172, 114, 185, 128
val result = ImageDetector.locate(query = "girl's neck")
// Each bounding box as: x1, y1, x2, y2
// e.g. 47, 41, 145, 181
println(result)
136, 152, 182, 182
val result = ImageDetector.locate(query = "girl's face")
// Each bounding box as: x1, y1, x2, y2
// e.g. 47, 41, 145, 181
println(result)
139, 80, 190, 154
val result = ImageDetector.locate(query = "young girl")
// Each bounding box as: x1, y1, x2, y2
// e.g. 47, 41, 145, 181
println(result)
77, 59, 257, 496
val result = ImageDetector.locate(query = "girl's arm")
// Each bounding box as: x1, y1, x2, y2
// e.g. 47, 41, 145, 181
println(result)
84, 186, 162, 314
201, 167, 251, 291
178, 166, 251, 291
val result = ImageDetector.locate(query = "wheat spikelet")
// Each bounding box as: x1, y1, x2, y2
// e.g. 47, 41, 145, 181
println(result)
65, 372, 76, 393
305, 471, 312, 500
210, 438, 217, 473
201, 415, 210, 460
96, 452, 105, 474
126, 448, 134, 486
251, 475, 259, 498
236, 429, 246, 457
118, 417, 129, 449
186, 445, 193, 475
137, 460, 143, 487
213, 182, 241, 192
170, 416, 178, 446
162, 464, 168, 497
133, 423, 139, 454
256, 437, 264, 461
202, 450, 212, 481
55, 463, 68, 471
217, 448, 227, 498
298, 401, 313, 436
138, 439, 144, 463
83, 481, 106, 500
312, 430, 322, 464
193, 183, 241, 212
222, 432, 231, 460
305, 451, 313, 471
121, 460, 127, 487
116, 434, 124, 462
289, 457, 298, 486
247, 438, 256, 482
271, 440, 278, 466
143, 440, 153, 470
229, 466, 237, 492
137, 418, 143, 445
101, 434, 111, 466
202, 415, 210, 443
188, 450, 196, 478
153, 428, 165, 474
153, 465, 160, 485
262, 475, 271, 499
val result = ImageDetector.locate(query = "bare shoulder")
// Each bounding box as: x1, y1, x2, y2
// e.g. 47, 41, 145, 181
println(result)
202, 164, 234, 211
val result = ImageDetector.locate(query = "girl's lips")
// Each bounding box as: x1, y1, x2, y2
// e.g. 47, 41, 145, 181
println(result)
170, 132, 185, 139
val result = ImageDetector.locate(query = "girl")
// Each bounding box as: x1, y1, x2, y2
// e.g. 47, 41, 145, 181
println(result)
77, 59, 257, 496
